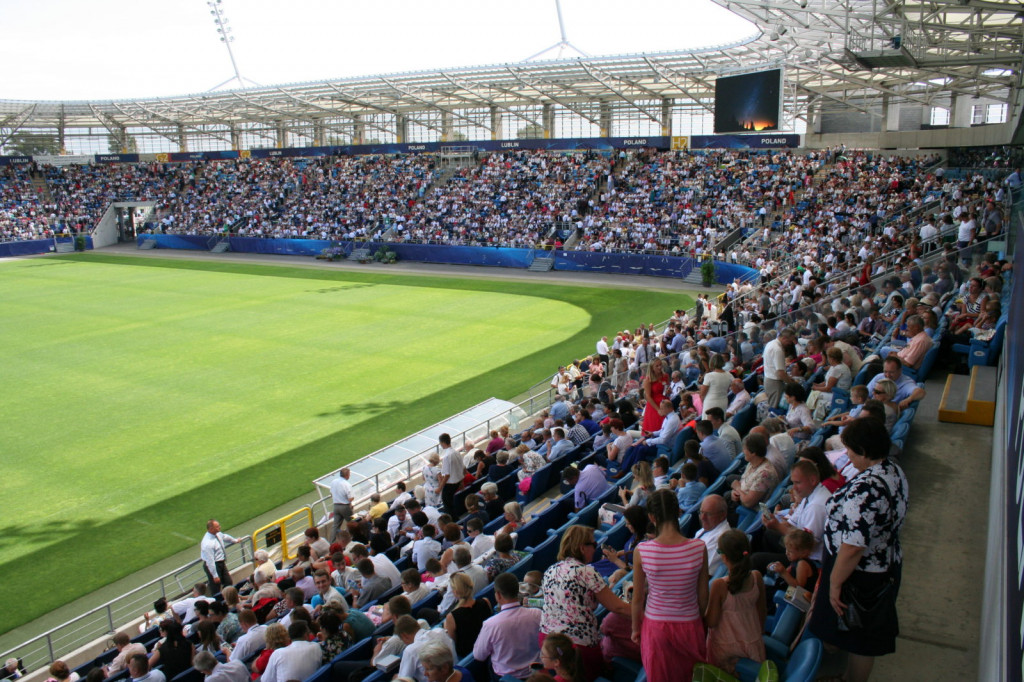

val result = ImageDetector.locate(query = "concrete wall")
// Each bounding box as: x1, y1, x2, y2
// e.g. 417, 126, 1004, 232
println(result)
803, 122, 1014, 150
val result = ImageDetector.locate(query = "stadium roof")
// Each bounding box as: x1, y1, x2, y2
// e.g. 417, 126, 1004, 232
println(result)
1, 0, 1019, 143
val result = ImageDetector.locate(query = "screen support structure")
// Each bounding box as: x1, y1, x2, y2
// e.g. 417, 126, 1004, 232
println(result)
524, 0, 589, 61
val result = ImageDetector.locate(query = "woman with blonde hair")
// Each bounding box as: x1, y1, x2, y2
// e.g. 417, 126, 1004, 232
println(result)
251, 623, 288, 679
541, 526, 632, 680
421, 452, 443, 508
498, 501, 523, 536
871, 379, 900, 430
443, 572, 492, 658
641, 357, 668, 432
619, 461, 655, 507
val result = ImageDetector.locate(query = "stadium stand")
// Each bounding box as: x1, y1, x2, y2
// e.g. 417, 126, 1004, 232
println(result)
3, 147, 1013, 682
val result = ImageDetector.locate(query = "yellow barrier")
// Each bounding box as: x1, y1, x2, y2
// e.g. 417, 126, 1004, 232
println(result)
252, 507, 314, 561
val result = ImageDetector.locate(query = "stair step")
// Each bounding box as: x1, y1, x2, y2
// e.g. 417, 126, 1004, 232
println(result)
211, 241, 230, 253
528, 257, 554, 272
139, 239, 157, 250
938, 366, 996, 426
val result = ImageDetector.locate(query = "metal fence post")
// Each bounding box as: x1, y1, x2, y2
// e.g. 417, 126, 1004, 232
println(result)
106, 605, 115, 633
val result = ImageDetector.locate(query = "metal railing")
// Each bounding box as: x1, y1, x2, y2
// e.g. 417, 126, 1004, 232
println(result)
253, 509, 314, 561
0, 537, 253, 673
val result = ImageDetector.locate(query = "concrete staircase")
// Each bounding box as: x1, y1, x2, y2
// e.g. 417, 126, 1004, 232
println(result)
29, 175, 52, 203
682, 268, 705, 286
528, 256, 554, 272
938, 365, 997, 426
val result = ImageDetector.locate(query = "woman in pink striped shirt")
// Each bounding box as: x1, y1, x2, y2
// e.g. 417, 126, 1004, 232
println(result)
630, 489, 709, 682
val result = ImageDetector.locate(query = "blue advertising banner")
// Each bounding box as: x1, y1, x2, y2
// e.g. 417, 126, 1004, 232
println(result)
249, 136, 673, 159
0, 239, 53, 257
95, 154, 140, 163
167, 150, 241, 162
137, 233, 756, 283
691, 134, 800, 149
0, 155, 32, 166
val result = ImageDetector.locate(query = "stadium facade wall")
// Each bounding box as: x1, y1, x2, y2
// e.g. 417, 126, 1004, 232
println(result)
980, 210, 1024, 682
134, 234, 760, 283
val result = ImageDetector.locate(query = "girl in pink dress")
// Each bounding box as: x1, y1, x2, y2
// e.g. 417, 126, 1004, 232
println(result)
705, 530, 767, 673
630, 489, 709, 682
641, 357, 668, 432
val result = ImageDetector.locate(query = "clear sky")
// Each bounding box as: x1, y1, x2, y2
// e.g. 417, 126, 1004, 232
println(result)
0, 0, 755, 101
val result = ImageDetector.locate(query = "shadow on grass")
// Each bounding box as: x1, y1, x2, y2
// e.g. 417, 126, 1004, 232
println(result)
317, 400, 406, 418
0, 254, 691, 637
0, 519, 102, 550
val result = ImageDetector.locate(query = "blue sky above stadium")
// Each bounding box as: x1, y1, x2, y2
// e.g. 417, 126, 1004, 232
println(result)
1, 0, 754, 100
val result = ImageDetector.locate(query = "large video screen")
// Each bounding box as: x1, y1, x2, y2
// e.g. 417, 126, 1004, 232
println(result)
714, 69, 782, 134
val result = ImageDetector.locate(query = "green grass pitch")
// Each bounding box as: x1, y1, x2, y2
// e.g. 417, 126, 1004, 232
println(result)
0, 252, 689, 636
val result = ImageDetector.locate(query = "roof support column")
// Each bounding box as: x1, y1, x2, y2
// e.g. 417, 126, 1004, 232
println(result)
441, 111, 453, 142
600, 100, 612, 138
661, 98, 673, 137
230, 125, 241, 151
353, 115, 365, 145
542, 102, 554, 139
396, 114, 407, 144
177, 125, 187, 153
312, 119, 325, 147
276, 120, 287, 148
490, 106, 501, 141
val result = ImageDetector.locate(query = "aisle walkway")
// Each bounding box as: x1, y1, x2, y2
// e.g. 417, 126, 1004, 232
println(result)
819, 374, 989, 680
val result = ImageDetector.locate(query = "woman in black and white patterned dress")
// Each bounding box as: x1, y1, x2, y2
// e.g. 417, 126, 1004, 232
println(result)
809, 416, 908, 682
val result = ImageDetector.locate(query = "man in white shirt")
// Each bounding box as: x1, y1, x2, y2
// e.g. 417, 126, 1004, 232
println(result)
200, 519, 238, 596
694, 495, 731, 576
128, 655, 165, 682
596, 336, 609, 366
389, 481, 413, 511
329, 468, 353, 542
762, 327, 797, 408
229, 609, 266, 663
725, 378, 751, 419
751, 460, 830, 573
436, 433, 465, 514
396, 618, 457, 682
261, 622, 322, 682
194, 652, 248, 682
348, 543, 403, 587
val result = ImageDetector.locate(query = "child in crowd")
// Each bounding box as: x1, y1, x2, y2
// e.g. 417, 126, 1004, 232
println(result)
420, 558, 443, 584
767, 529, 818, 594
652, 456, 671, 490
522, 570, 543, 602
539, 632, 584, 682
684, 439, 720, 486
705, 530, 767, 674
822, 384, 869, 450
673, 462, 707, 510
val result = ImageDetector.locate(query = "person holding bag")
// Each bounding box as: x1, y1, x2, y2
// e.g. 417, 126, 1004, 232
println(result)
808, 416, 908, 682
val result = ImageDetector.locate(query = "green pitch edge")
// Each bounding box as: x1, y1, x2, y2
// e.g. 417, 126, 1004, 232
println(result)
0, 252, 689, 636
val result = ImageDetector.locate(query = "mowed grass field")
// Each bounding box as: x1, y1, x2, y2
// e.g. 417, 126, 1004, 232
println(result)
0, 252, 689, 636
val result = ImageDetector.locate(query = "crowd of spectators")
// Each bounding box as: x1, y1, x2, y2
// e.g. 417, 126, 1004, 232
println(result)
31, 153, 1016, 682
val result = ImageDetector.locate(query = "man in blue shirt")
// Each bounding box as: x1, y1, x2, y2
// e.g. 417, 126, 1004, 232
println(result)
550, 395, 570, 422
547, 428, 574, 461
696, 419, 732, 472
865, 356, 926, 410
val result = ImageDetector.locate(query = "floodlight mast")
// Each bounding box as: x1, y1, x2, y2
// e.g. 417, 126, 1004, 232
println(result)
207, 0, 260, 91
525, 0, 589, 61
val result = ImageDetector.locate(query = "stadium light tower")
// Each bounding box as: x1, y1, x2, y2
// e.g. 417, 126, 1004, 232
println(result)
525, 0, 589, 61
207, 0, 260, 91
